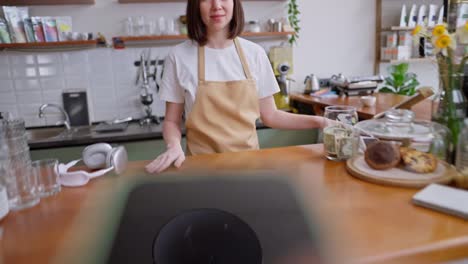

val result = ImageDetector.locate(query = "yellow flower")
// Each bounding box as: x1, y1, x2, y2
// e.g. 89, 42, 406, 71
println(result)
412, 25, 422, 36
465, 21, 468, 31
433, 34, 457, 56
432, 24, 447, 37
435, 35, 451, 49
412, 25, 427, 46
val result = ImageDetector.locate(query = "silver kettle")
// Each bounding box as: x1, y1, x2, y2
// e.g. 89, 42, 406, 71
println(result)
304, 74, 320, 94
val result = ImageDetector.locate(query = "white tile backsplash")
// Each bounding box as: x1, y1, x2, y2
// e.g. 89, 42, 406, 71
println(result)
40, 77, 65, 91
114, 72, 134, 86
3, 48, 170, 127
0, 92, 16, 104
14, 78, 41, 91
38, 65, 62, 77
41, 90, 63, 104
63, 63, 88, 76
0, 64, 11, 79
0, 54, 9, 65
0, 79, 14, 93
18, 103, 42, 117
93, 110, 116, 121
89, 76, 114, 88
9, 54, 36, 65
11, 66, 38, 78
16, 91, 42, 105
91, 87, 116, 101
65, 76, 89, 90
37, 53, 61, 65
62, 51, 89, 66
23, 115, 45, 127
0, 105, 18, 119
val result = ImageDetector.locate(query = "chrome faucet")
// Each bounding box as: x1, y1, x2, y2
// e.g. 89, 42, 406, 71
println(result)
38, 103, 71, 130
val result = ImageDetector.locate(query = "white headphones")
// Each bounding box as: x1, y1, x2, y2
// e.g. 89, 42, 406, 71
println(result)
58, 143, 128, 187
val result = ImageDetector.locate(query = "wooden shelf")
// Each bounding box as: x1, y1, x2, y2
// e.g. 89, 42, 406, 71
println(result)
0, 40, 98, 51
119, 0, 283, 2
113, 31, 294, 48
380, 57, 436, 64
241, 31, 294, 38
380, 26, 435, 32
115, 35, 188, 42
2, 0, 94, 5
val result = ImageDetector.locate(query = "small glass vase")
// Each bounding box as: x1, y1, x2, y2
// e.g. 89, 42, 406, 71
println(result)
432, 74, 468, 162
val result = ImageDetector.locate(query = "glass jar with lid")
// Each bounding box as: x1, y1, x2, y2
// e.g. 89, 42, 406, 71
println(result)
245, 20, 261, 33
355, 111, 451, 161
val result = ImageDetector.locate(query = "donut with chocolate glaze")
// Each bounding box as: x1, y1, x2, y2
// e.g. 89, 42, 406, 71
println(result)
364, 141, 401, 170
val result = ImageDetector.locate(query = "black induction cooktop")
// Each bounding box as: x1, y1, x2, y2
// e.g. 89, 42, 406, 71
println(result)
104, 175, 324, 264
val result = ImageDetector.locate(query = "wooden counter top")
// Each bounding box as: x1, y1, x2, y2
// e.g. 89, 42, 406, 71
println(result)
289, 93, 433, 120
2, 144, 468, 263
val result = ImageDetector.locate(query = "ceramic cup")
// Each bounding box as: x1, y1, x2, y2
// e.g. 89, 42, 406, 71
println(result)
360, 96, 376, 107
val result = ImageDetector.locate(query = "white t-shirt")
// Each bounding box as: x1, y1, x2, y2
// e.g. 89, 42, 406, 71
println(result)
159, 38, 280, 117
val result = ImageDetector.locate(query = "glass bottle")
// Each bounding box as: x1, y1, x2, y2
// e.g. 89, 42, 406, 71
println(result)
432, 73, 468, 160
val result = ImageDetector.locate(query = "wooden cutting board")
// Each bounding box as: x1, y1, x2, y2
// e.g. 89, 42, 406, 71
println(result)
346, 155, 458, 188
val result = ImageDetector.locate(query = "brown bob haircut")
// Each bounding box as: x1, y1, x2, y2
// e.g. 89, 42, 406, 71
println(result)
186, 0, 245, 46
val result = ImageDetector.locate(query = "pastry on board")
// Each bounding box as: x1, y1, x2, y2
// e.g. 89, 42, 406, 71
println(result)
364, 141, 401, 170
400, 148, 438, 173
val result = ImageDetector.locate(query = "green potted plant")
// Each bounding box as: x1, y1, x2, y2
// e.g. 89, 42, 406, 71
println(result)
379, 63, 420, 96
288, 0, 300, 45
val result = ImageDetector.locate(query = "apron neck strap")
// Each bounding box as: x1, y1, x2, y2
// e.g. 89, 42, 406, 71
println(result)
198, 44, 206, 82
197, 38, 253, 82
233, 38, 253, 80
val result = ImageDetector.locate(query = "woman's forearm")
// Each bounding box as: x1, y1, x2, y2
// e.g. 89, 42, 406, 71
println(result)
263, 110, 326, 129
163, 120, 183, 148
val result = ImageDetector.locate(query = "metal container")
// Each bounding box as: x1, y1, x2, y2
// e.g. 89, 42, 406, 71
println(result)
246, 20, 261, 33
273, 21, 282, 32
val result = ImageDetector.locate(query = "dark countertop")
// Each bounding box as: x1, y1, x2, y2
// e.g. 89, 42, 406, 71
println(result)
28, 120, 269, 150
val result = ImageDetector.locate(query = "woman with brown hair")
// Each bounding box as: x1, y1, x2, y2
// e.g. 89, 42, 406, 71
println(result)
146, 0, 331, 174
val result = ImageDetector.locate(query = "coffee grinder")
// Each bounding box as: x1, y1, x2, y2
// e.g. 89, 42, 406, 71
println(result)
135, 51, 160, 126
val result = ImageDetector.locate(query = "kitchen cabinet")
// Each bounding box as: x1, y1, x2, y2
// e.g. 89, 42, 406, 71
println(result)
30, 128, 318, 162
1, 0, 94, 5
374, 0, 445, 73
31, 139, 172, 163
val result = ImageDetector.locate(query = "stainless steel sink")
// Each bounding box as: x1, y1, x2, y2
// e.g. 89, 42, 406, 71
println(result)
26, 127, 65, 142
59, 127, 92, 139
26, 126, 92, 142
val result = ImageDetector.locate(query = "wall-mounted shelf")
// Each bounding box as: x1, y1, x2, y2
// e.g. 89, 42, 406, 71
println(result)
0, 40, 99, 51
380, 26, 435, 32
118, 0, 283, 2
1, 0, 94, 5
380, 57, 436, 64
374, 0, 446, 73
113, 31, 294, 48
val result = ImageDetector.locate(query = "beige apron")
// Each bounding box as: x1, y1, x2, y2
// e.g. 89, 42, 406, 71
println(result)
185, 38, 260, 156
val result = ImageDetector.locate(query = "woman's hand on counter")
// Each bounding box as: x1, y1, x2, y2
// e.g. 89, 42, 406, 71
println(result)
145, 143, 185, 174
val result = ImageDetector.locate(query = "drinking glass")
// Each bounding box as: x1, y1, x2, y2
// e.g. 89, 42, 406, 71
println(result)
6, 150, 39, 210
2, 119, 40, 211
32, 159, 60, 197
323, 106, 359, 161
324, 105, 358, 126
